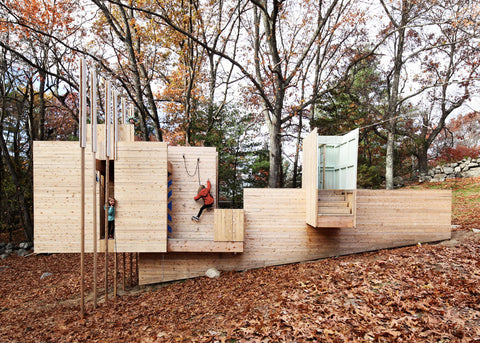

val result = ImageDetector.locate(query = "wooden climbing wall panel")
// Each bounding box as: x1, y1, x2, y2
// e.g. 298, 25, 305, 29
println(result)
166, 146, 218, 240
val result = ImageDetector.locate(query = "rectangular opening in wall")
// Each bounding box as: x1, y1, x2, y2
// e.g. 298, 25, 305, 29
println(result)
96, 159, 114, 239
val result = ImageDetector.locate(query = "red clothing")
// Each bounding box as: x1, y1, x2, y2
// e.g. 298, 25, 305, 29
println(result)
194, 180, 214, 205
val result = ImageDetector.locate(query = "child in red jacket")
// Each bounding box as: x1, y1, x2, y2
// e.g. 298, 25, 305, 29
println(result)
192, 179, 214, 222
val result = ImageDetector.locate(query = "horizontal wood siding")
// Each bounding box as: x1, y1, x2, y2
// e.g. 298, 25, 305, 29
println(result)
139, 188, 451, 285
114, 142, 168, 252
167, 147, 218, 241
34, 141, 96, 253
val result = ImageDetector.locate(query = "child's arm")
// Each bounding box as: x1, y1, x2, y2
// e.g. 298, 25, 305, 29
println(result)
206, 179, 211, 192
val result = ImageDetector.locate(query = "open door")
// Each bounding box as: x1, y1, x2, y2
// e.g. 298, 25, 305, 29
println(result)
303, 129, 359, 228
317, 128, 359, 190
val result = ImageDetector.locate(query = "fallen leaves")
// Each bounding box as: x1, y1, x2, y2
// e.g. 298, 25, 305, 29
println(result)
0, 235, 479, 342
1, 178, 480, 341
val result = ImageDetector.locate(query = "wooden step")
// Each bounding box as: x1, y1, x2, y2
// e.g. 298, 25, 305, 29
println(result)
317, 190, 346, 196
317, 214, 355, 228
318, 206, 351, 214
319, 201, 349, 207
318, 196, 346, 202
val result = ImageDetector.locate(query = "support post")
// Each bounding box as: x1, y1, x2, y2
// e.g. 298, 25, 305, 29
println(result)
122, 252, 126, 291
79, 58, 87, 319
90, 69, 98, 308
114, 252, 118, 297
129, 253, 133, 287
136, 252, 139, 285
104, 80, 111, 304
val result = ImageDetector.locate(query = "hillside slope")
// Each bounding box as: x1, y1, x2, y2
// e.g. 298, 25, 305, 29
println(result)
1, 178, 479, 342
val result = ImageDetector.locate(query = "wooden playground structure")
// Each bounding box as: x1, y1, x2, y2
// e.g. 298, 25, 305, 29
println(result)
33, 60, 452, 315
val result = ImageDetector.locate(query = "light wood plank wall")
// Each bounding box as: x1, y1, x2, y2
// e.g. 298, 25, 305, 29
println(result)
139, 188, 451, 285
114, 142, 168, 252
302, 129, 318, 226
34, 141, 97, 253
34, 143, 217, 253
167, 146, 218, 240
214, 209, 244, 242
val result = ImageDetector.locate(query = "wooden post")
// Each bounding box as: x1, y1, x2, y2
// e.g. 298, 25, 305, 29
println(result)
112, 87, 118, 297
122, 252, 126, 291
136, 252, 139, 285
113, 88, 117, 160
79, 58, 87, 318
104, 80, 111, 303
129, 253, 133, 287
114, 252, 118, 297
121, 97, 126, 124
90, 69, 98, 309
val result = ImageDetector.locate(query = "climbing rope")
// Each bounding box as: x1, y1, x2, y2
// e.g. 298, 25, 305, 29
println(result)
182, 154, 201, 185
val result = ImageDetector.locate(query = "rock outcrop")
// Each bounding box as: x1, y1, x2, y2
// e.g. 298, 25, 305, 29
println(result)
420, 157, 480, 182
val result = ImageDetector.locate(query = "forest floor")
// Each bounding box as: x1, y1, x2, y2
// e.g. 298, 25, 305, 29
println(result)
1, 178, 480, 342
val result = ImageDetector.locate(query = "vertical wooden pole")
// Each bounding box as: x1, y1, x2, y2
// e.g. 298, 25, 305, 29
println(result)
104, 80, 111, 303
121, 97, 126, 124
90, 69, 98, 309
129, 253, 133, 287
136, 252, 139, 285
113, 88, 117, 160
122, 253, 126, 291
79, 58, 87, 318
114, 252, 118, 297
112, 88, 118, 297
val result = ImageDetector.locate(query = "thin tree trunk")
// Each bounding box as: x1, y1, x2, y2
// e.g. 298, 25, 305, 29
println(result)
383, 0, 408, 190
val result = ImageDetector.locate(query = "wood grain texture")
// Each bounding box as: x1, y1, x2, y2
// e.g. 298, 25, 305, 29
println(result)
167, 146, 218, 240
34, 141, 96, 253
138, 188, 451, 285
302, 129, 318, 226
114, 142, 168, 252
214, 209, 244, 242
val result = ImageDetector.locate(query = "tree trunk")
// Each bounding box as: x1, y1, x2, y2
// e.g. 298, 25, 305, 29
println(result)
385, 130, 395, 189
0, 132, 33, 242
417, 143, 429, 177
37, 69, 46, 141
268, 115, 282, 188
382, 0, 408, 190
292, 111, 303, 188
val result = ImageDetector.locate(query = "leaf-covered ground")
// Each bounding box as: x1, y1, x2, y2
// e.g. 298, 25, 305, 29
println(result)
1, 178, 480, 342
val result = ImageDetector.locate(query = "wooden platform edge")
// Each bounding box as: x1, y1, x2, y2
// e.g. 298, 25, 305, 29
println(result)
167, 239, 244, 253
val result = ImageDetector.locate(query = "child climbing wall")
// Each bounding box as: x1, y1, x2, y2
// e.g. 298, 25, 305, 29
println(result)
192, 179, 214, 222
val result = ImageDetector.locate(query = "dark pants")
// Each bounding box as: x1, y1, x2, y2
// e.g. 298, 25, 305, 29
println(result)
197, 204, 213, 218
108, 220, 115, 237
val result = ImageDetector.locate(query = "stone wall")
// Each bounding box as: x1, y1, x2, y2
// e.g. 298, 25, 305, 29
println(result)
422, 157, 480, 182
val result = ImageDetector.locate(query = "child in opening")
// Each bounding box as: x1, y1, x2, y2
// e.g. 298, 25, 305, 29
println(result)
192, 179, 214, 222
106, 197, 116, 239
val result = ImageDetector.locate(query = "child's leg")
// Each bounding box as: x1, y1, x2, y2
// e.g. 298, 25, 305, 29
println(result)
197, 204, 213, 218
108, 220, 115, 237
